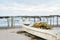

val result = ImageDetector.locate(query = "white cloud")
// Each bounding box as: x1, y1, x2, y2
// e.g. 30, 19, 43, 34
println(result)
0, 3, 60, 11
0, 2, 60, 16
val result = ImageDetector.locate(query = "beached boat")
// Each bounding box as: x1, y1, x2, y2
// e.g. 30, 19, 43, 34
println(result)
22, 21, 60, 40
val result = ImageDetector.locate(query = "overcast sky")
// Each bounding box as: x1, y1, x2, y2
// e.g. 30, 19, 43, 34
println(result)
0, 0, 60, 16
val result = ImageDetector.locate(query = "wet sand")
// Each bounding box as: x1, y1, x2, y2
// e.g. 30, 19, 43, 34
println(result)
0, 28, 31, 40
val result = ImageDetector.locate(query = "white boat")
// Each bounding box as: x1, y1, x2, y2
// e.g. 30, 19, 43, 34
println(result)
22, 24, 60, 40
22, 18, 60, 40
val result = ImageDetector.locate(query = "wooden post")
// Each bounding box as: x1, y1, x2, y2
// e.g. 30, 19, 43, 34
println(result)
7, 18, 9, 27
50, 18, 52, 26
21, 17, 23, 21
11, 16, 14, 28
39, 17, 41, 22
46, 17, 48, 24
34, 17, 35, 22
53, 16, 54, 26
57, 16, 58, 26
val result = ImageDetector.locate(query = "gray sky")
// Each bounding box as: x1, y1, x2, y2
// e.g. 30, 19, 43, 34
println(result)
0, 0, 60, 16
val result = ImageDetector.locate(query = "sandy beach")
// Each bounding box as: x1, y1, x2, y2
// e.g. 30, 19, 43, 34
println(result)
0, 28, 32, 40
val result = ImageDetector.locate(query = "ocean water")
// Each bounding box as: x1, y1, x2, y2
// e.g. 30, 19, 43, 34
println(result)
0, 17, 60, 27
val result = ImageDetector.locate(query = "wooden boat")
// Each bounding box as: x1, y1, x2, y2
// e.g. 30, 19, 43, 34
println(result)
22, 25, 60, 40
22, 18, 60, 40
